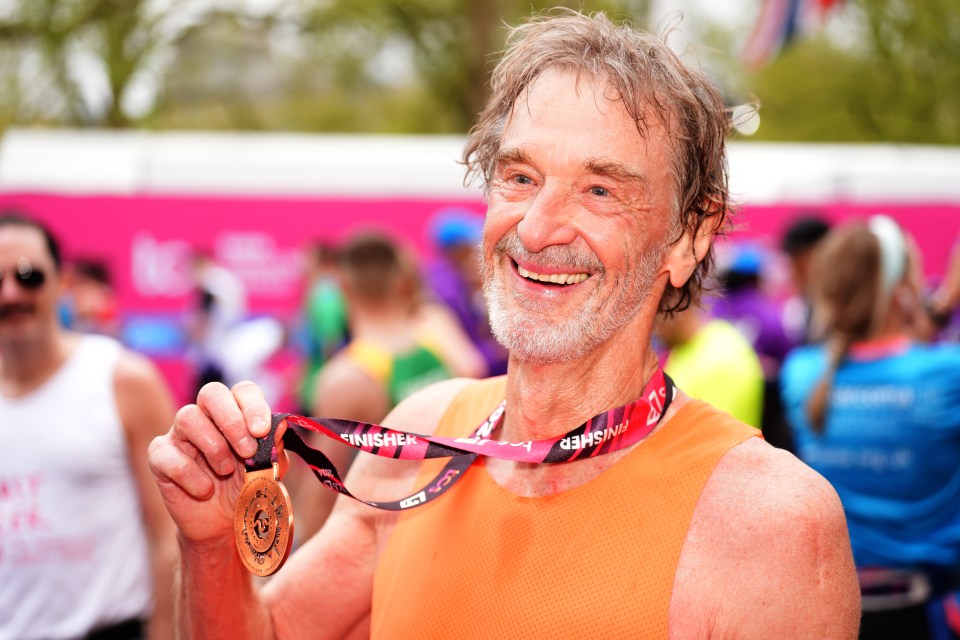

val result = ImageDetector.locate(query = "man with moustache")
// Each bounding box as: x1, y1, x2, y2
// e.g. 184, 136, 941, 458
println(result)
0, 213, 177, 639
148, 11, 861, 639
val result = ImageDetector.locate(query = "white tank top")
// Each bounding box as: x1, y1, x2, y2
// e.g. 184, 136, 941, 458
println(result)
0, 335, 153, 639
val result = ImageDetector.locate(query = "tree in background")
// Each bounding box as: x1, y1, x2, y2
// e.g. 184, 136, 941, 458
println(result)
0, 0, 956, 143
744, 0, 960, 143
0, 0, 204, 128
0, 0, 647, 132
152, 0, 647, 132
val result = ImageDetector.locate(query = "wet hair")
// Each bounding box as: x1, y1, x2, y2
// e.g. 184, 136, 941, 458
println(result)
781, 214, 831, 257
805, 222, 889, 433
71, 258, 112, 286
463, 9, 731, 313
338, 232, 402, 302
0, 211, 62, 271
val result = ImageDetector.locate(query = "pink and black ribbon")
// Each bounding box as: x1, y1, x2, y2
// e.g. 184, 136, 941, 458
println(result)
268, 370, 674, 511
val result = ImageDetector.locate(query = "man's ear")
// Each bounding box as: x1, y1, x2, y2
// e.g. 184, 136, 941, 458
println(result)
662, 207, 723, 289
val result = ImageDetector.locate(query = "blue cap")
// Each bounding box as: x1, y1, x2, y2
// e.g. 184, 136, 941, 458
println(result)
727, 242, 765, 275
429, 208, 484, 250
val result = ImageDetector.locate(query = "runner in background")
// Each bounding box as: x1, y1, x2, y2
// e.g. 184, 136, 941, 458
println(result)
712, 241, 797, 450
424, 208, 508, 376
0, 212, 177, 640
926, 230, 960, 342
780, 213, 832, 345
296, 241, 348, 415
291, 231, 483, 538
656, 303, 765, 428
185, 249, 247, 396
781, 216, 960, 639
59, 257, 121, 337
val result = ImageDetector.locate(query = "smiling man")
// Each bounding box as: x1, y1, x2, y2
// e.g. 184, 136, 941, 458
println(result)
149, 11, 861, 639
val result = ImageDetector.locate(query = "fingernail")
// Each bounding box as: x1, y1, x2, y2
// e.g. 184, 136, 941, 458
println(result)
240, 437, 257, 458
220, 459, 236, 475
252, 416, 270, 436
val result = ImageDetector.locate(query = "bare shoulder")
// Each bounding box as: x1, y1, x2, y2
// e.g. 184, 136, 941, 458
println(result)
709, 437, 844, 520
114, 347, 164, 389
113, 349, 175, 437
315, 353, 377, 398
670, 438, 861, 639
314, 353, 388, 420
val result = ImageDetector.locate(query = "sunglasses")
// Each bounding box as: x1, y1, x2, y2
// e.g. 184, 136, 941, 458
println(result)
0, 257, 46, 291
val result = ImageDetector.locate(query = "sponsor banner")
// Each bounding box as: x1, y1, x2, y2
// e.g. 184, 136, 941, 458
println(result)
0, 193, 485, 406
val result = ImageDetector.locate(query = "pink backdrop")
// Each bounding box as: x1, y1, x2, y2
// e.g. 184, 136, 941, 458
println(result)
0, 193, 485, 407
2, 192, 957, 406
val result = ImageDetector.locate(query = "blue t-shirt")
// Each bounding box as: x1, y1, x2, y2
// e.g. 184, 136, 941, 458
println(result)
781, 342, 960, 569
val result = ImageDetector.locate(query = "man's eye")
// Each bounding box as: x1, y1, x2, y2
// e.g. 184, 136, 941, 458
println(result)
590, 186, 610, 197
513, 174, 533, 185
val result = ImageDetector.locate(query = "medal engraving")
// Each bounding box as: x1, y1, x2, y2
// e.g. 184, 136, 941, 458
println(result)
234, 464, 294, 576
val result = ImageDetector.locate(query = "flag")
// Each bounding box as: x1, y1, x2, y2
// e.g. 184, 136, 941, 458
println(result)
742, 0, 844, 68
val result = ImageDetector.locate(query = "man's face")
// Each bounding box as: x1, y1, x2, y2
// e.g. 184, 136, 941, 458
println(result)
0, 225, 61, 345
481, 68, 686, 365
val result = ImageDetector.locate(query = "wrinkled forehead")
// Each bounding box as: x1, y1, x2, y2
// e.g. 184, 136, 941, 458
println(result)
501, 68, 680, 205
504, 67, 680, 177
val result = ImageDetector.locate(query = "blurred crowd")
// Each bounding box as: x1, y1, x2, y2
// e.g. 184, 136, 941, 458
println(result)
3, 203, 960, 638
182, 208, 507, 414
35, 207, 960, 452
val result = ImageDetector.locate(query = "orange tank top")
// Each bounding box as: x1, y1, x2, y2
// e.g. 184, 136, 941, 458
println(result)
371, 377, 758, 639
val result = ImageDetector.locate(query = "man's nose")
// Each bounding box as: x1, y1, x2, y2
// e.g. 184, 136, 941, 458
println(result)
0, 272, 16, 298
0, 270, 33, 299
516, 183, 578, 253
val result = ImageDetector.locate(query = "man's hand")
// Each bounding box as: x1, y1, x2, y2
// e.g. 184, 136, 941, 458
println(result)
148, 381, 277, 544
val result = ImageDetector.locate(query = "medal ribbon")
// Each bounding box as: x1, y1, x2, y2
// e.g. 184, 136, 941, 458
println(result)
244, 419, 281, 472
271, 369, 674, 511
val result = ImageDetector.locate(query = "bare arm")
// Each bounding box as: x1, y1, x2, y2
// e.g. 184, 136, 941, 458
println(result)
931, 233, 960, 316
148, 381, 277, 640
313, 356, 391, 424
114, 351, 178, 640
148, 375, 470, 640
670, 439, 861, 639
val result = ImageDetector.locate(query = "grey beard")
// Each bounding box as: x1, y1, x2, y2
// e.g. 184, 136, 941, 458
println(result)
482, 232, 665, 365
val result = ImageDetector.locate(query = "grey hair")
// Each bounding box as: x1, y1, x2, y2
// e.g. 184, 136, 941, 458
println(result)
463, 9, 731, 312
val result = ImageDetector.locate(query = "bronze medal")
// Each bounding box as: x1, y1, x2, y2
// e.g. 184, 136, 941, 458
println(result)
234, 463, 294, 576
